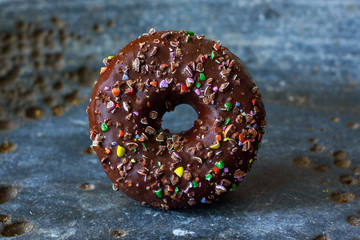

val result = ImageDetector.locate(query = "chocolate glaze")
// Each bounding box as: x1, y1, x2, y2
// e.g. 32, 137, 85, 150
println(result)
87, 30, 266, 209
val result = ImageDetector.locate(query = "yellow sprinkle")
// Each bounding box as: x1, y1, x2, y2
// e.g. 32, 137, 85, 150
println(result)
210, 141, 220, 149
117, 146, 126, 157
223, 138, 230, 142
108, 56, 114, 60
146, 95, 150, 98
174, 166, 184, 177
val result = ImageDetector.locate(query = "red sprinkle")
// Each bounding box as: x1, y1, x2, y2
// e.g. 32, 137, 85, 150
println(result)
232, 132, 240, 139
181, 84, 189, 94
239, 133, 245, 143
168, 186, 173, 192
212, 167, 220, 174
147, 102, 150, 107
200, 55, 206, 62
125, 88, 135, 95
213, 43, 220, 51
252, 99, 257, 105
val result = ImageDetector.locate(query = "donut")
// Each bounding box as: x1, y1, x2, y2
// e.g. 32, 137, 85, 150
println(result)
87, 29, 266, 209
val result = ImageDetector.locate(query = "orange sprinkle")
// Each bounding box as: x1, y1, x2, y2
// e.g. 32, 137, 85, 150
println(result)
100, 67, 107, 74
195, 177, 199, 182
115, 104, 120, 108
150, 81, 157, 87
119, 130, 125, 138
112, 88, 120, 97
168, 186, 173, 192
216, 134, 222, 141
105, 147, 111, 154
147, 102, 150, 107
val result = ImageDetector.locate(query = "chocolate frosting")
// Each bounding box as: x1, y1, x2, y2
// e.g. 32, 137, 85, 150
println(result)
87, 29, 266, 209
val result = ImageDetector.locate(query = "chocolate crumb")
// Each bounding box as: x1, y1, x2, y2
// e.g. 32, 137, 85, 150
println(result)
294, 156, 312, 168
339, 175, 359, 185
334, 158, 352, 168
347, 122, 359, 129
314, 164, 330, 173
347, 216, 360, 226
0, 142, 17, 153
310, 144, 325, 153
331, 192, 355, 203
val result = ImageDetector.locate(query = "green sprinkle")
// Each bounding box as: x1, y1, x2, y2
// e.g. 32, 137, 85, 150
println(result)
225, 118, 231, 125
101, 123, 108, 131
153, 131, 157, 136
158, 161, 161, 167
186, 34, 191, 42
192, 181, 199, 188
142, 142, 148, 150
199, 73, 206, 81
174, 187, 179, 193
133, 149, 136, 152
215, 161, 225, 169
224, 103, 233, 111
230, 183, 237, 191
258, 143, 261, 149
195, 82, 201, 88
206, 173, 212, 181
154, 189, 163, 198
211, 51, 215, 59
187, 31, 194, 35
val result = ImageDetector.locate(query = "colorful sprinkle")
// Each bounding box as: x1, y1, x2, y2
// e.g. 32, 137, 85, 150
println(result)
186, 35, 191, 42
213, 43, 220, 51
224, 103, 232, 111
181, 84, 190, 94
211, 51, 215, 59
195, 82, 201, 88
225, 118, 231, 125
105, 147, 111, 154
111, 142, 117, 146
174, 166, 184, 177
112, 183, 119, 191
174, 187, 179, 193
216, 134, 222, 141
159, 80, 169, 88
116, 146, 125, 157
187, 31, 194, 35
107, 101, 115, 110
154, 189, 163, 198
215, 161, 225, 169
101, 123, 108, 131
206, 173, 212, 181
199, 73, 206, 81
112, 88, 120, 97
210, 140, 220, 149
119, 130, 125, 138
195, 89, 201, 95
230, 184, 237, 191
122, 74, 129, 80
213, 86, 218, 92
192, 181, 199, 188
212, 167, 220, 174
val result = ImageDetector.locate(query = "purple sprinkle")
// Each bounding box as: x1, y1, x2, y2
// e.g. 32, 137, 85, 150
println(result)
250, 111, 254, 116
223, 168, 229, 173
238, 177, 243, 181
171, 52, 176, 58
199, 182, 202, 187
107, 101, 115, 110
104, 86, 110, 91
111, 142, 117, 146
195, 89, 201, 95
159, 80, 169, 88
184, 186, 190, 194
122, 74, 129, 80
213, 86, 218, 92
230, 152, 233, 155
133, 111, 139, 116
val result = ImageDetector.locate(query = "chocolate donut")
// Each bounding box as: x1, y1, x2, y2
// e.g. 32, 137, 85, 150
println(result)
87, 29, 266, 209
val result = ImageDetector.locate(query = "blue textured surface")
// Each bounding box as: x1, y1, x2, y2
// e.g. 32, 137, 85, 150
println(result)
1, 0, 360, 239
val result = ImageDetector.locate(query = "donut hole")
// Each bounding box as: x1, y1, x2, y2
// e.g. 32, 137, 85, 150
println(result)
161, 104, 198, 133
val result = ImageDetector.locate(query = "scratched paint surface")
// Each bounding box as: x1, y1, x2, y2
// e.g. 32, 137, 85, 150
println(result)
0, 0, 360, 239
